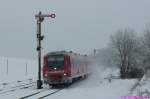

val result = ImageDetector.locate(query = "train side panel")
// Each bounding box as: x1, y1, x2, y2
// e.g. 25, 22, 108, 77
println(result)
69, 54, 91, 79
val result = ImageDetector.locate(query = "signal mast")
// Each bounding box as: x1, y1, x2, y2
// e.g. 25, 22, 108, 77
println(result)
35, 11, 55, 89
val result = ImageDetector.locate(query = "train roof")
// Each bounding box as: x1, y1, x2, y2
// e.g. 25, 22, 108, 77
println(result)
46, 51, 66, 55
45, 51, 88, 57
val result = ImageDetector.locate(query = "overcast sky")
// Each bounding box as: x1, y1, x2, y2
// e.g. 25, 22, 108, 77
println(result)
0, 0, 150, 59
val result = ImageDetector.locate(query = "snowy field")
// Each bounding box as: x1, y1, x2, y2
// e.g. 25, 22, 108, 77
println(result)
0, 57, 37, 83
0, 57, 149, 99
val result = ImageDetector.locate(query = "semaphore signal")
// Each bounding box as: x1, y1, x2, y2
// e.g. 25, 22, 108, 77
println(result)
35, 11, 55, 89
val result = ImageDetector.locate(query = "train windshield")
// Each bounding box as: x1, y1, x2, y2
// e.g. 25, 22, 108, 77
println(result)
47, 55, 64, 69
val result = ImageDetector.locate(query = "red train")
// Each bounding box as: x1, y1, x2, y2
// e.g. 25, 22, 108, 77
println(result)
43, 51, 92, 86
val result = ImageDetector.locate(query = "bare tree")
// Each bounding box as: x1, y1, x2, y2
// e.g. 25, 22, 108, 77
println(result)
111, 28, 140, 78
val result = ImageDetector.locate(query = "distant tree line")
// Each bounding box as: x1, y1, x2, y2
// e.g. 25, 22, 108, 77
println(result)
96, 25, 150, 78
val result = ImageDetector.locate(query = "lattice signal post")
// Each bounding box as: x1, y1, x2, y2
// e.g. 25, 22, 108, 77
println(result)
35, 11, 55, 89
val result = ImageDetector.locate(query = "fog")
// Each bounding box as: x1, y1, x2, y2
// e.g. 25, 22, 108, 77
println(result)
0, 0, 150, 59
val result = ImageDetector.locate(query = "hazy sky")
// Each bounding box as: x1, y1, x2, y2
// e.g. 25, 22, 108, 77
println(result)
0, 0, 150, 59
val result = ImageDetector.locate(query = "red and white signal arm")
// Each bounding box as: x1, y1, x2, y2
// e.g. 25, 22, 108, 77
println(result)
50, 14, 56, 18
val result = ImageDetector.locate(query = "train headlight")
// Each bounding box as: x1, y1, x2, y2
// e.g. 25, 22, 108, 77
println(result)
54, 68, 57, 70
44, 73, 48, 77
64, 73, 67, 76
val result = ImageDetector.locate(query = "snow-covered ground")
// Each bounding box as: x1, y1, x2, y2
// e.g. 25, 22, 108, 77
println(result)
0, 57, 149, 99
46, 67, 138, 99
132, 74, 150, 98
0, 57, 37, 83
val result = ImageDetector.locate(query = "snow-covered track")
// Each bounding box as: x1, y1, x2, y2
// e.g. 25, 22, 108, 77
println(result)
19, 88, 63, 99
38, 89, 63, 99
0, 78, 34, 91
0, 81, 36, 94
0, 81, 36, 91
19, 89, 48, 99
0, 78, 33, 86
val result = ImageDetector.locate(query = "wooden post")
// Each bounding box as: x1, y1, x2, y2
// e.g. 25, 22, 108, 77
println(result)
25, 62, 28, 75
6, 59, 8, 75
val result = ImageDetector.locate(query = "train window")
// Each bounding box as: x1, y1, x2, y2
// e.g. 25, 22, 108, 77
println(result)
47, 55, 64, 69
56, 57, 64, 61
48, 57, 55, 61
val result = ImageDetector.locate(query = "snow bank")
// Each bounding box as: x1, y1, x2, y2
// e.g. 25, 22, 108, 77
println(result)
132, 74, 150, 97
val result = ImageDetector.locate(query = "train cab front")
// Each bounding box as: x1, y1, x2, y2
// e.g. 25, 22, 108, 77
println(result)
43, 54, 71, 85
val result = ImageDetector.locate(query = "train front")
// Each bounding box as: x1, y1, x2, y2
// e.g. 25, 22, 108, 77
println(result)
43, 53, 71, 85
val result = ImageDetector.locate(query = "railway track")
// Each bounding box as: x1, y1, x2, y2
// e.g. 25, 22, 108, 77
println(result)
0, 79, 64, 99
0, 81, 36, 94
0, 79, 33, 87
19, 88, 63, 99
0, 79, 34, 91
38, 89, 63, 99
